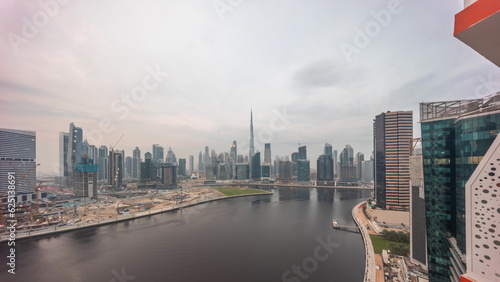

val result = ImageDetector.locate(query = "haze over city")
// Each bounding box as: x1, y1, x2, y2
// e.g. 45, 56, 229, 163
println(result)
1, 0, 499, 175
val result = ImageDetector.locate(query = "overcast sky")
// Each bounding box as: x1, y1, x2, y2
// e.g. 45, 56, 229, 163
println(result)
1, 0, 499, 175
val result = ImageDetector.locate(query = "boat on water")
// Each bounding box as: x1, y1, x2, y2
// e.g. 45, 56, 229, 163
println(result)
332, 218, 339, 229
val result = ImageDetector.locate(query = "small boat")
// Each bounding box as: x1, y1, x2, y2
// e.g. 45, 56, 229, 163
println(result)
332, 218, 339, 229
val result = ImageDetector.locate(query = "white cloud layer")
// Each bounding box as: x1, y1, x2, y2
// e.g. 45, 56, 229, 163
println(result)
1, 0, 499, 174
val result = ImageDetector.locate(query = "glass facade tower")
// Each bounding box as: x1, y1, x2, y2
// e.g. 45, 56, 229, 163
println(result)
420, 94, 500, 281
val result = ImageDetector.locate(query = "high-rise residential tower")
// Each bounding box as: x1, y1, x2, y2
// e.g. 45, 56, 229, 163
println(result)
133, 147, 141, 179
373, 111, 413, 210
333, 150, 338, 178
298, 145, 307, 160
74, 156, 98, 199
166, 147, 177, 164
152, 144, 164, 163
204, 146, 210, 169
317, 154, 333, 182
339, 145, 356, 182
264, 143, 271, 164
59, 132, 69, 177
250, 152, 260, 180
67, 122, 83, 176
98, 145, 108, 181
178, 158, 186, 176
108, 150, 123, 188
198, 151, 203, 171
0, 128, 36, 195
297, 159, 310, 182
189, 155, 194, 174
356, 152, 364, 180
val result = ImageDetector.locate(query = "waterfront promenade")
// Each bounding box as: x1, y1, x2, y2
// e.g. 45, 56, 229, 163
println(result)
0, 192, 272, 243
352, 201, 379, 282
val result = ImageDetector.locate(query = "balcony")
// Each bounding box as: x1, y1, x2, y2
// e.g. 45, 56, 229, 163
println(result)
454, 0, 500, 67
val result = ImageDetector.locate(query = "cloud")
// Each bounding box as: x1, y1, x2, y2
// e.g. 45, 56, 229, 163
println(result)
1, 0, 500, 173
0, 79, 54, 97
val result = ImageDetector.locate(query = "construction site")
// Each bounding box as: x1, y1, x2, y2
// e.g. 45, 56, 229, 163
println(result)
0, 176, 223, 236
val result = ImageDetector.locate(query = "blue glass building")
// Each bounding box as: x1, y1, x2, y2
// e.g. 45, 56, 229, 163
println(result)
420, 93, 500, 281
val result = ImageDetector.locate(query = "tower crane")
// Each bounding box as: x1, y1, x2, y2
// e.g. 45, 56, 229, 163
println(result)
110, 134, 124, 152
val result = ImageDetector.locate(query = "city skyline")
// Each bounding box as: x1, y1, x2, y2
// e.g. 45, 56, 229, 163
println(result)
1, 1, 499, 175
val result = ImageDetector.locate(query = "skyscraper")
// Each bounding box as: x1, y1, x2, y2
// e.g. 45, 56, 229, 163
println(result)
249, 110, 255, 158
133, 147, 141, 179
141, 153, 155, 182
217, 163, 230, 180
324, 143, 332, 157
198, 151, 203, 172
409, 139, 427, 269
230, 141, 237, 178
324, 143, 333, 178
291, 152, 299, 176
356, 152, 364, 180
166, 147, 177, 164
231, 141, 238, 163
204, 146, 210, 169
98, 145, 108, 181
333, 149, 338, 178
152, 144, 164, 163
108, 150, 123, 188
250, 152, 261, 180
87, 144, 98, 161
261, 163, 271, 179
278, 160, 293, 181
264, 143, 271, 164
59, 132, 69, 177
67, 122, 83, 176
339, 145, 356, 182
0, 128, 36, 195
161, 164, 177, 187
317, 154, 333, 181
361, 160, 374, 183
125, 156, 132, 178
189, 155, 194, 174
73, 156, 98, 199
420, 94, 500, 281
297, 159, 310, 182
373, 111, 412, 210
298, 145, 307, 160
178, 158, 186, 176
235, 163, 250, 180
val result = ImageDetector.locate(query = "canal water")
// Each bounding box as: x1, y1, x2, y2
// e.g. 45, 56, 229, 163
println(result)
0, 188, 370, 282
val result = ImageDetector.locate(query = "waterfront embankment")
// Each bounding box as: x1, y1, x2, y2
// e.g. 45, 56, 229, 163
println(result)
352, 201, 377, 282
0, 191, 272, 243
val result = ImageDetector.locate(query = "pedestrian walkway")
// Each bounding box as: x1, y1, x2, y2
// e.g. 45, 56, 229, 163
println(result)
352, 201, 384, 282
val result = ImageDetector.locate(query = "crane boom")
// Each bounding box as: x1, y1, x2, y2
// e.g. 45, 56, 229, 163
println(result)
110, 134, 124, 151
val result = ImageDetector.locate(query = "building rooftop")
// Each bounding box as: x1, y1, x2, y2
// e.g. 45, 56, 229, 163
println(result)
420, 92, 500, 122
